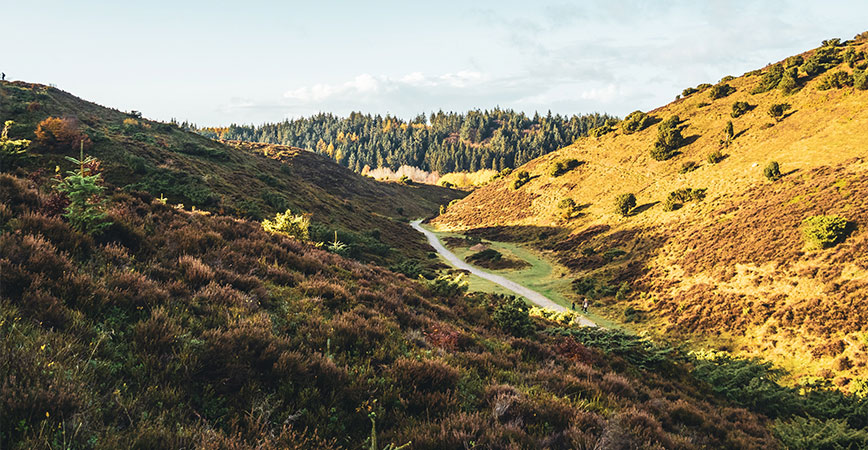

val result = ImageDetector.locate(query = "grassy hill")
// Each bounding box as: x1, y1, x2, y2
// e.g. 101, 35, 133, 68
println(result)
0, 80, 463, 266
434, 36, 868, 385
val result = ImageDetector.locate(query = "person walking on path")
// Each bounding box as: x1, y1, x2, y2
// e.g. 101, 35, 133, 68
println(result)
571, 301, 575, 311
1, 73, 5, 81
582, 298, 589, 313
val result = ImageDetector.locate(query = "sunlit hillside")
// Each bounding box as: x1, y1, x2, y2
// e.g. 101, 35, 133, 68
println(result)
435, 36, 868, 385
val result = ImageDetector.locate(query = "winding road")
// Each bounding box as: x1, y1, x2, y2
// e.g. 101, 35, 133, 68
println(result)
411, 220, 595, 327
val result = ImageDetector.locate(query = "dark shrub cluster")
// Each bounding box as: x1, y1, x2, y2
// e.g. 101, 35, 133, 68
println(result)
620, 110, 653, 134
650, 116, 684, 161
548, 158, 582, 177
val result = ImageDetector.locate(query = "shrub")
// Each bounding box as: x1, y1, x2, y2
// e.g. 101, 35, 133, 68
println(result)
34, 117, 91, 152
785, 55, 804, 69
730, 101, 752, 118
854, 70, 868, 90
681, 87, 699, 97
802, 215, 849, 249
751, 64, 784, 94
778, 67, 801, 95
262, 209, 310, 241
549, 158, 581, 177
621, 111, 652, 134
54, 148, 111, 234
721, 120, 734, 147
650, 116, 684, 161
816, 71, 854, 90
773, 416, 868, 450
492, 296, 534, 337
588, 124, 614, 138
558, 198, 582, 219
768, 103, 791, 122
708, 83, 735, 99
1, 120, 31, 163
512, 170, 530, 189
663, 188, 706, 211
428, 273, 468, 298
679, 161, 699, 174
615, 193, 636, 216
707, 149, 726, 164
764, 161, 782, 181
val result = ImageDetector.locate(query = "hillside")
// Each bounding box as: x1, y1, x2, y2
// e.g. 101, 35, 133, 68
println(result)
434, 36, 868, 385
0, 81, 464, 266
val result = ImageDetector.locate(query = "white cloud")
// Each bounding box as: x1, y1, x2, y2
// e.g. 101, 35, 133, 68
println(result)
284, 71, 487, 102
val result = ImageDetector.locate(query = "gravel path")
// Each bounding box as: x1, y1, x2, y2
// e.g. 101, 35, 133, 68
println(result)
411, 220, 595, 327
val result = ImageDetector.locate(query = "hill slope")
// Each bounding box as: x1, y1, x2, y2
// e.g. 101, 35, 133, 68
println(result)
0, 80, 463, 265
434, 36, 868, 384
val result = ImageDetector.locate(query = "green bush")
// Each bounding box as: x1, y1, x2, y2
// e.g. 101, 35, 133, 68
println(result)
615, 193, 636, 216
428, 273, 469, 298
681, 87, 699, 97
773, 416, 868, 450
708, 83, 735, 99
0, 120, 31, 165
817, 71, 854, 90
854, 70, 868, 90
492, 296, 534, 337
621, 110, 652, 134
731, 101, 752, 118
786, 55, 804, 69
768, 103, 792, 122
778, 67, 801, 95
512, 170, 530, 189
650, 116, 684, 161
549, 158, 581, 177
54, 149, 112, 234
557, 198, 582, 219
802, 215, 849, 249
751, 64, 784, 94
707, 149, 726, 164
764, 161, 782, 181
679, 161, 699, 174
588, 124, 615, 138
262, 209, 310, 241
664, 188, 706, 211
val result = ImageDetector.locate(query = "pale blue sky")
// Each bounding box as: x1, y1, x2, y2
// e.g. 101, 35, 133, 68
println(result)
4, 1, 867, 125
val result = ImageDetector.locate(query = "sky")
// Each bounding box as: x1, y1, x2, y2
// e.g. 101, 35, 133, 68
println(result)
4, 1, 868, 125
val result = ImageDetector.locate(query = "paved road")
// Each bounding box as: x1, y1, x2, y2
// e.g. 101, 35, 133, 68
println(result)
411, 220, 595, 327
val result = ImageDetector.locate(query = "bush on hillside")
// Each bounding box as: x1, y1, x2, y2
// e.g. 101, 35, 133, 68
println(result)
34, 117, 92, 152
681, 87, 699, 97
721, 120, 734, 147
663, 188, 706, 211
785, 55, 804, 69
1, 120, 31, 164
707, 149, 726, 164
816, 71, 854, 90
262, 209, 310, 241
764, 161, 782, 181
549, 158, 582, 177
731, 101, 752, 118
588, 123, 615, 138
427, 273, 468, 297
778, 67, 801, 95
492, 296, 534, 337
854, 70, 868, 90
512, 170, 530, 189
801, 46, 843, 77
768, 103, 791, 122
621, 110, 653, 134
802, 215, 849, 249
708, 83, 736, 99
650, 116, 684, 161
679, 161, 699, 174
615, 193, 636, 216
557, 198, 583, 219
773, 416, 868, 450
751, 64, 784, 94
54, 150, 112, 234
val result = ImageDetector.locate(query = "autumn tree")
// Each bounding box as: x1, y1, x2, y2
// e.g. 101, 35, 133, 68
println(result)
34, 117, 91, 152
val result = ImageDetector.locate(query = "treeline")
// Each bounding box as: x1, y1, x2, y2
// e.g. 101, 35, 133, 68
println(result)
191, 109, 615, 174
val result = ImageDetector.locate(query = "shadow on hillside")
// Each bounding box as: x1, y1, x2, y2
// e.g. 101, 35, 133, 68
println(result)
781, 168, 800, 178
464, 225, 567, 243
631, 201, 660, 216
733, 128, 749, 140
682, 134, 701, 147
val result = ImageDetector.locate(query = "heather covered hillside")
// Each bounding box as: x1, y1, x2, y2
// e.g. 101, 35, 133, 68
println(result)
435, 36, 868, 384
0, 80, 463, 266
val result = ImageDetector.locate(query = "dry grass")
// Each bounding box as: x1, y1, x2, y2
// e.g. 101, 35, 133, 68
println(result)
434, 40, 868, 384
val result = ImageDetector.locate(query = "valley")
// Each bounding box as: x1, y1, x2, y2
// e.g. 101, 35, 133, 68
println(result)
3, 26, 868, 450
